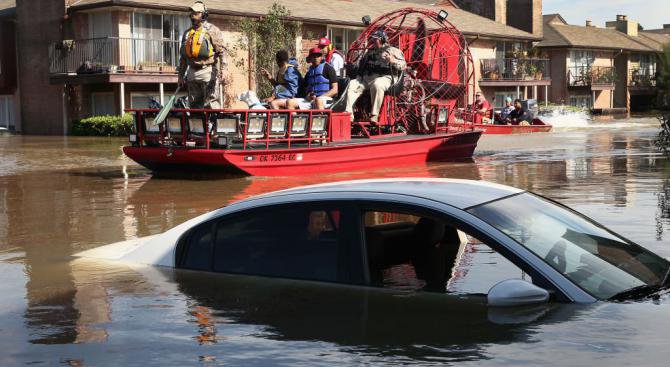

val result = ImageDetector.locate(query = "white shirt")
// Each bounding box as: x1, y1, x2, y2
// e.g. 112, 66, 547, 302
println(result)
329, 52, 345, 77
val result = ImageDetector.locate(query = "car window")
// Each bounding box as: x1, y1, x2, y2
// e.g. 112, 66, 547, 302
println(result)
175, 203, 364, 284
180, 223, 214, 271
362, 209, 530, 294
447, 234, 531, 295
468, 193, 670, 299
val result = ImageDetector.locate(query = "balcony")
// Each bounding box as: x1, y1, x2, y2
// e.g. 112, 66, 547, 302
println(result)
48, 37, 180, 84
479, 58, 551, 86
567, 66, 616, 90
628, 68, 657, 88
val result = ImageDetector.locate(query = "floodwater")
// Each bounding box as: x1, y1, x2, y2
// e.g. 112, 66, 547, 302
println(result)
2, 116, 670, 366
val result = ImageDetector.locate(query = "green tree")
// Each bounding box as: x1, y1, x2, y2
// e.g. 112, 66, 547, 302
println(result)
655, 44, 670, 156
235, 3, 300, 99
657, 44, 670, 110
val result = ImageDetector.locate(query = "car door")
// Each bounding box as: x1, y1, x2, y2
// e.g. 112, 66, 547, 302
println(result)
353, 200, 568, 301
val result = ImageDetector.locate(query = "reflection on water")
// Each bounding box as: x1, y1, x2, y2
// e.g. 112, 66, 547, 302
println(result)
1, 119, 670, 365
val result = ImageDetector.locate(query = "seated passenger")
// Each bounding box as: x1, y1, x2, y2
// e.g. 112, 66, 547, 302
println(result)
260, 50, 301, 109
288, 48, 338, 110
496, 97, 514, 125
506, 99, 530, 125
318, 37, 346, 77
474, 92, 491, 124
343, 30, 406, 123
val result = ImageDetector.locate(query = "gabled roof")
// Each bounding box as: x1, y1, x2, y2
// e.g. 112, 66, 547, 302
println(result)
646, 28, 670, 35
67, 0, 540, 41
538, 14, 669, 52
0, 0, 15, 18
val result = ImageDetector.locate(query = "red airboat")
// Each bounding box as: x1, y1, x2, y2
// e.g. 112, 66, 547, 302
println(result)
123, 8, 483, 176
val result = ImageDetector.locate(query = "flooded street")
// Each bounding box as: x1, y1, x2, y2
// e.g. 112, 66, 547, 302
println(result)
2, 117, 670, 366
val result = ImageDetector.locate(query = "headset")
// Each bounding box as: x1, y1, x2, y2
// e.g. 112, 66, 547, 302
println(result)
193, 1, 209, 20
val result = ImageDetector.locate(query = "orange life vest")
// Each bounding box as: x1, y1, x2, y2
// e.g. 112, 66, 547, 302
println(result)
183, 27, 214, 60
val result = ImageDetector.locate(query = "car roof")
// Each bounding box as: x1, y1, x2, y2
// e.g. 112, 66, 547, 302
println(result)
243, 178, 524, 210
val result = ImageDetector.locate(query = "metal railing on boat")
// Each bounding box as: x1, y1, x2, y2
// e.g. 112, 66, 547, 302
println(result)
127, 109, 352, 150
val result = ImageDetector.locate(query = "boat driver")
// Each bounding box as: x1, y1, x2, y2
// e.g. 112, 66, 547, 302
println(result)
343, 30, 407, 124
474, 92, 491, 124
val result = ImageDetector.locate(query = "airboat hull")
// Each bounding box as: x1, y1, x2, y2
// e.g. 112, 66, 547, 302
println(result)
123, 131, 482, 176
450, 118, 552, 135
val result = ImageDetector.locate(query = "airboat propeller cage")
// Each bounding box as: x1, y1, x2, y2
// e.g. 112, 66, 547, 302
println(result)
347, 8, 475, 132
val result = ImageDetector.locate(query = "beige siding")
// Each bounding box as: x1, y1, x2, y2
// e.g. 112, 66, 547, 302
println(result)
469, 39, 496, 103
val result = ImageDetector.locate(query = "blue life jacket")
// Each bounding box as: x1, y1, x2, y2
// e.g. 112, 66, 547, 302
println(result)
305, 62, 331, 97
273, 64, 301, 99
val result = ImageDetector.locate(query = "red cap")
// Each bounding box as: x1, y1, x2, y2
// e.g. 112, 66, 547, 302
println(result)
308, 47, 323, 56
318, 37, 331, 48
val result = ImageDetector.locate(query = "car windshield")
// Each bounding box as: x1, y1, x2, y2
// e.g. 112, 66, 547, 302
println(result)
468, 193, 670, 300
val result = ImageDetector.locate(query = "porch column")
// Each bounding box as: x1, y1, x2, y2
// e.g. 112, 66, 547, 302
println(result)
524, 86, 528, 100
545, 85, 549, 106
516, 85, 521, 99
592, 90, 596, 109
533, 85, 538, 100
62, 86, 68, 135
120, 82, 126, 115
159, 83, 165, 105
610, 90, 614, 108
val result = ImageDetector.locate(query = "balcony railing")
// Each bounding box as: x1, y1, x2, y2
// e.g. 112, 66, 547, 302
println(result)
48, 37, 180, 75
567, 66, 617, 87
628, 68, 657, 87
480, 58, 551, 81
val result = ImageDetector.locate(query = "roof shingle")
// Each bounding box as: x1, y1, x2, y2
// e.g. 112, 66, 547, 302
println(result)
538, 14, 670, 52
68, 0, 539, 40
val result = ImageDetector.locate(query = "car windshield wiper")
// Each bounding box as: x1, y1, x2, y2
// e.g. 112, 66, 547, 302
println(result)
661, 264, 670, 288
610, 284, 663, 302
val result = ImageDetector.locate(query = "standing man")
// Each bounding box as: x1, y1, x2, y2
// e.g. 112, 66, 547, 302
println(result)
318, 37, 345, 77
343, 30, 406, 124
177, 1, 228, 109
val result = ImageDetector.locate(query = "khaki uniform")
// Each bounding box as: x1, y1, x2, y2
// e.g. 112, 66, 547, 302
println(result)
344, 45, 406, 122
177, 21, 228, 109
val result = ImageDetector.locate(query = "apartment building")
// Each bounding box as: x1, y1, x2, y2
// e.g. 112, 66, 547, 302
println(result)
3, 0, 543, 134
538, 14, 670, 112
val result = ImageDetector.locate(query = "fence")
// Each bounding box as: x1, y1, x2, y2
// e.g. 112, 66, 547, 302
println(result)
480, 58, 551, 81
568, 66, 617, 87
49, 37, 180, 75
628, 68, 657, 87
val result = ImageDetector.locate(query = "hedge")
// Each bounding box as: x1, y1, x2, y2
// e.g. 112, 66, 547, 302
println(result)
71, 114, 134, 136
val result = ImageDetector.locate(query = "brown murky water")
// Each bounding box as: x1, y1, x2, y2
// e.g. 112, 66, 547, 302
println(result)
2, 117, 670, 366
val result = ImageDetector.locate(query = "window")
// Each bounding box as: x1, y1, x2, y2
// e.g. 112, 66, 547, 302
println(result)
327, 27, 363, 54
90, 93, 116, 116
0, 95, 13, 129
362, 208, 530, 294
468, 193, 670, 300
569, 95, 592, 109
131, 92, 188, 109
131, 13, 189, 67
89, 12, 113, 38
177, 203, 363, 284
569, 50, 594, 68
494, 91, 517, 108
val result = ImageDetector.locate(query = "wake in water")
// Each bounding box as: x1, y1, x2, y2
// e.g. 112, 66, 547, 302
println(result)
539, 108, 659, 130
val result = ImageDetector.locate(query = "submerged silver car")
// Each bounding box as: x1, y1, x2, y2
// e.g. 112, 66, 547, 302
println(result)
80, 178, 670, 305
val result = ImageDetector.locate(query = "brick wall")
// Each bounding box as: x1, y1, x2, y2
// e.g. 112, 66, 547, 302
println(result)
17, 0, 67, 134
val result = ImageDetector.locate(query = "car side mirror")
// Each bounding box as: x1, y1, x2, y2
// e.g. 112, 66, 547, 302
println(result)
488, 279, 550, 307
